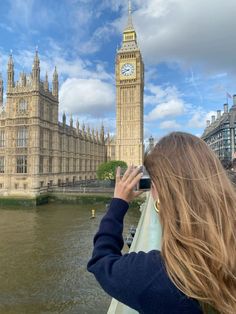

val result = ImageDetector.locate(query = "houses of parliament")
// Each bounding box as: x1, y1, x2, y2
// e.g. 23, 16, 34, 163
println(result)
0, 3, 144, 197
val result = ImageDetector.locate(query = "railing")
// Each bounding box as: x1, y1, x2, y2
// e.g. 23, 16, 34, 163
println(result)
52, 187, 114, 194
107, 192, 162, 314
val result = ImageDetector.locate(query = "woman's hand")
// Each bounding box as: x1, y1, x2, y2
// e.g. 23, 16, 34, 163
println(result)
114, 166, 144, 203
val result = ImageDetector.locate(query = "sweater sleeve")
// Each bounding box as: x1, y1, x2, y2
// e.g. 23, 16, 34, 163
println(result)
87, 198, 203, 314
87, 198, 164, 311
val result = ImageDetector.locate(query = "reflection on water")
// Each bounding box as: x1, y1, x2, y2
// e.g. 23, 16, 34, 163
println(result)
0, 201, 140, 314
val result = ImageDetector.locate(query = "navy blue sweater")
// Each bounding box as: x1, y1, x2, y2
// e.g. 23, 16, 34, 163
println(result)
87, 198, 202, 314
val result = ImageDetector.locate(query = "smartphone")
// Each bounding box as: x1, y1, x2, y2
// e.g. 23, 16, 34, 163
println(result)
137, 166, 151, 191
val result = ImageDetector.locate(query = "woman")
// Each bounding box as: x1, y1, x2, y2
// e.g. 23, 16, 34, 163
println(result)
87, 132, 236, 314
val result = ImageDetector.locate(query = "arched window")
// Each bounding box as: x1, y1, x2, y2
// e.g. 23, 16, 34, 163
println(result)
18, 99, 28, 112
17, 127, 28, 147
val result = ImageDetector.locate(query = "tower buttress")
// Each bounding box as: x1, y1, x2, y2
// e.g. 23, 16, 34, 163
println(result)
44, 72, 49, 91
62, 112, 66, 126
100, 124, 105, 143
76, 118, 80, 130
0, 73, 3, 105
7, 53, 14, 91
52, 66, 58, 99
96, 129, 99, 142
32, 49, 40, 89
70, 115, 73, 128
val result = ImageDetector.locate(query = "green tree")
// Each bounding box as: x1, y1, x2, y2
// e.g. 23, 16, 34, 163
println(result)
96, 160, 127, 180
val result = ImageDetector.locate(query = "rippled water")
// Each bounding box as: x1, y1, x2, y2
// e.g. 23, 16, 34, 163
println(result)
0, 201, 140, 314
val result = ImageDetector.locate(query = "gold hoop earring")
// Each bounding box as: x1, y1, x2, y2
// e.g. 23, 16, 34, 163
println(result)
154, 199, 160, 213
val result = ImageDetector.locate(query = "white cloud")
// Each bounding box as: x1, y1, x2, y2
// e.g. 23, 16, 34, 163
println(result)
160, 120, 181, 129
59, 78, 115, 117
145, 98, 186, 121
114, 0, 236, 74
188, 108, 217, 129
78, 24, 117, 54
145, 84, 183, 106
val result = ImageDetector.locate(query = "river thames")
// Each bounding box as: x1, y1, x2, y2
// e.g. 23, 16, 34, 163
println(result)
0, 201, 140, 314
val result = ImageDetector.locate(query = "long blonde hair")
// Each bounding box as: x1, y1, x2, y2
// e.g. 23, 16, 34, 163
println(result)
144, 132, 236, 314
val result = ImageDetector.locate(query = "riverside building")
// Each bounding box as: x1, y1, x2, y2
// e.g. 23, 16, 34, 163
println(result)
0, 1, 144, 197
0, 53, 106, 197
201, 96, 236, 161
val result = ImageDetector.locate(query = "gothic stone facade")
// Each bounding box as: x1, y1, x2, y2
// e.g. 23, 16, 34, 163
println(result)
0, 52, 106, 197
201, 97, 236, 161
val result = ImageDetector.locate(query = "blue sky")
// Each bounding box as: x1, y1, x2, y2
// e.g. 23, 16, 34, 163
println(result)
0, 0, 236, 141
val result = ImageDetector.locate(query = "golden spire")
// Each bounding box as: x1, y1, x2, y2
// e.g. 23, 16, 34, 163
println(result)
119, 0, 137, 49
128, 0, 132, 15
126, 0, 134, 30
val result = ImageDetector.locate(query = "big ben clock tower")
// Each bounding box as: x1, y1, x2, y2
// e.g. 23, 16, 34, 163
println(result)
115, 0, 144, 166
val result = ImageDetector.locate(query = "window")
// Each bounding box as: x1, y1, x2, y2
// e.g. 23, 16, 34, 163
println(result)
59, 137, 62, 151
23, 184, 27, 190
49, 107, 53, 122
15, 183, 18, 189
40, 128, 44, 148
66, 158, 69, 172
59, 157, 62, 173
39, 156, 43, 173
40, 103, 44, 119
49, 131, 52, 149
16, 155, 27, 173
17, 127, 28, 147
18, 99, 28, 112
0, 156, 4, 173
0, 130, 5, 147
49, 157, 52, 173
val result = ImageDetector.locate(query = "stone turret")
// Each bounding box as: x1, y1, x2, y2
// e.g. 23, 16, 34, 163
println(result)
76, 119, 80, 133
87, 125, 91, 139
52, 66, 58, 99
107, 131, 110, 143
19, 72, 27, 87
62, 112, 66, 126
96, 129, 99, 142
44, 72, 49, 91
70, 115, 73, 128
0, 73, 3, 105
7, 53, 14, 91
233, 95, 236, 107
82, 123, 85, 137
148, 135, 154, 150
32, 49, 40, 89
100, 124, 105, 143
224, 104, 228, 114
92, 128, 95, 140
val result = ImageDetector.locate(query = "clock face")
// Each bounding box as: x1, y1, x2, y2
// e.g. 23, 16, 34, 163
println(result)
121, 63, 135, 76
